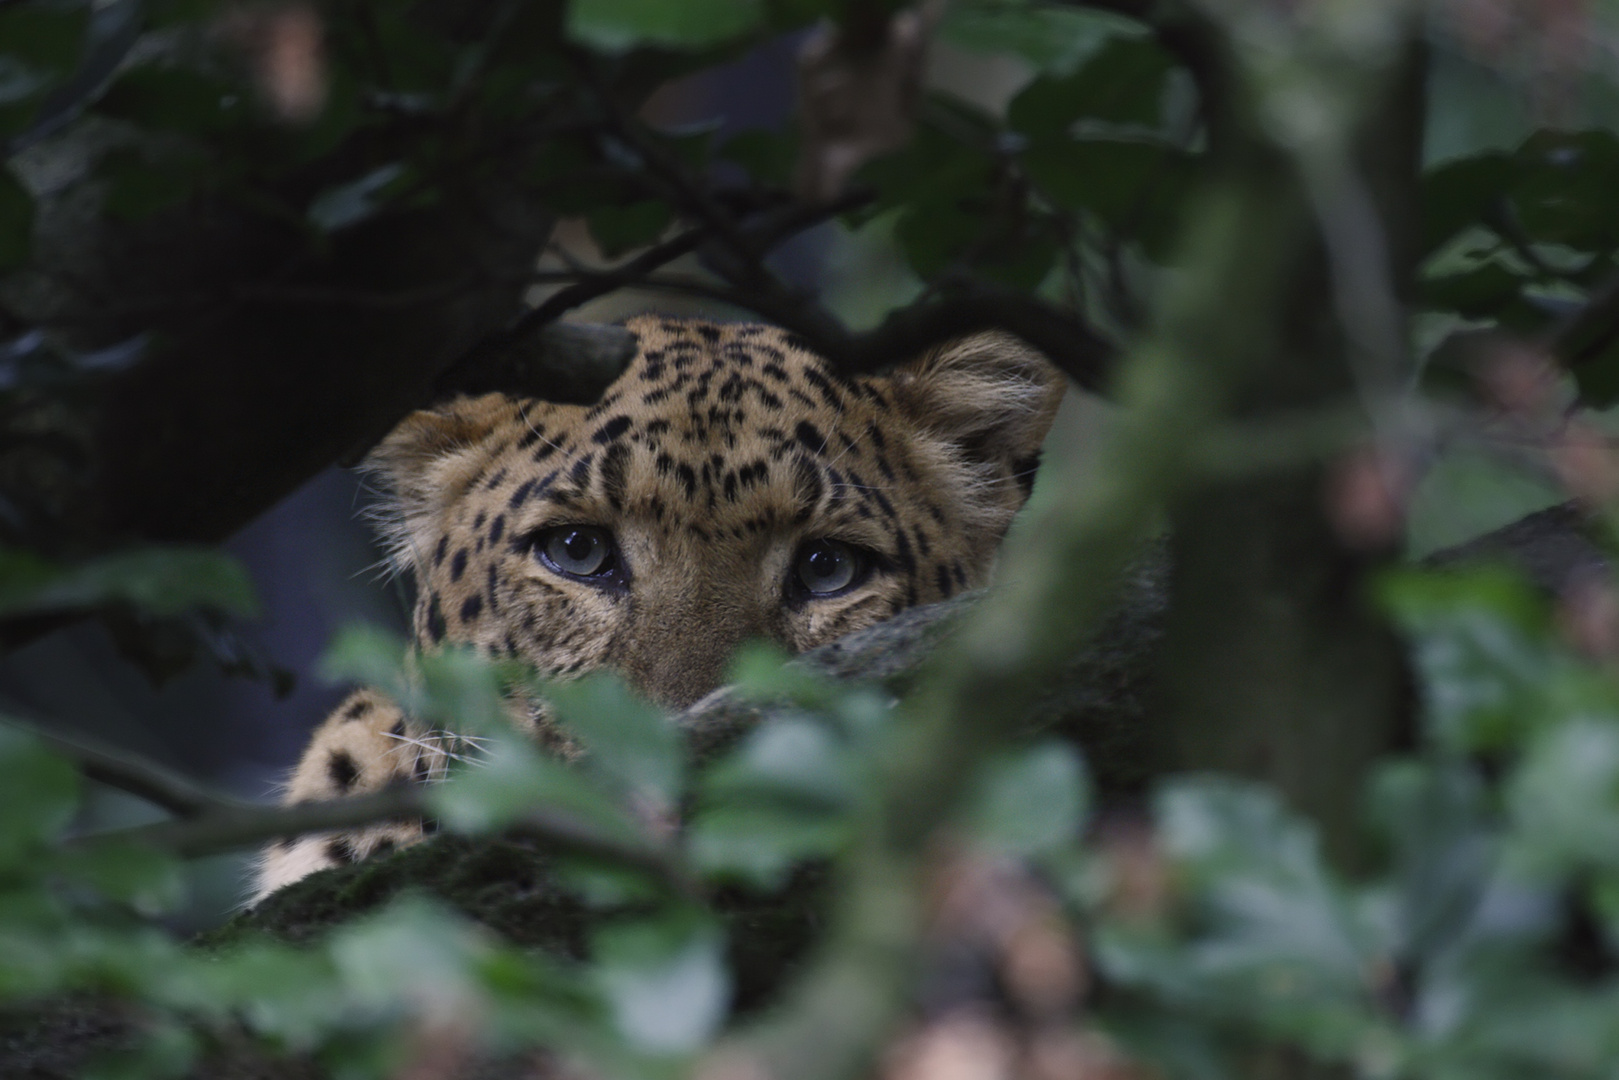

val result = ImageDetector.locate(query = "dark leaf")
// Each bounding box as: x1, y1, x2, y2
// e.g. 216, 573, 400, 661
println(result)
1007, 37, 1175, 138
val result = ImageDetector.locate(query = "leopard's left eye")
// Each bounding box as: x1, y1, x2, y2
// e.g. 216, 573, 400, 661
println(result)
790, 539, 869, 599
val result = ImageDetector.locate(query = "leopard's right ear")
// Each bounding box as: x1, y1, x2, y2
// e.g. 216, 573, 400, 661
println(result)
364, 394, 516, 574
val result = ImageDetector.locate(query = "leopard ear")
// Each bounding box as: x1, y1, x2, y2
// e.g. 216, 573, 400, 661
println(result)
364, 393, 516, 574
888, 331, 1066, 486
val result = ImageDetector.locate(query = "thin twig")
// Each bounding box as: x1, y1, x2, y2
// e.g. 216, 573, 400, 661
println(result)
3, 718, 243, 820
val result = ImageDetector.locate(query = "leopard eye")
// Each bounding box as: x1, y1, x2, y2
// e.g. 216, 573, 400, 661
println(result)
536, 525, 617, 580
791, 539, 867, 598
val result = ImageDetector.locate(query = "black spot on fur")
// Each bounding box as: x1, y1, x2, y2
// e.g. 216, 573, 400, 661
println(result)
675, 462, 698, 498
936, 565, 954, 598
509, 478, 535, 508
489, 515, 505, 545
570, 454, 593, 487
327, 838, 358, 865
433, 536, 448, 567
601, 442, 631, 511
795, 420, 828, 457
344, 699, 371, 721
426, 594, 447, 643
450, 548, 468, 582
327, 751, 358, 791
390, 719, 405, 739
460, 594, 483, 623
487, 563, 501, 614
592, 415, 633, 444
792, 456, 823, 524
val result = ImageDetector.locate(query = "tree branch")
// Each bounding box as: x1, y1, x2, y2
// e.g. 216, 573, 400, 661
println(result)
4, 719, 244, 820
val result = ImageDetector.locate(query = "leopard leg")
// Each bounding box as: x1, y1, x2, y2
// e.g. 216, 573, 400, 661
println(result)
249, 688, 447, 905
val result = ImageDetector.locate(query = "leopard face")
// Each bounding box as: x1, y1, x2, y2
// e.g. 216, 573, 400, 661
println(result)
376, 315, 1066, 708
251, 315, 1064, 902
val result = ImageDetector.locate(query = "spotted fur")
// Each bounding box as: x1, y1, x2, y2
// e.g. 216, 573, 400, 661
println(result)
252, 316, 1065, 902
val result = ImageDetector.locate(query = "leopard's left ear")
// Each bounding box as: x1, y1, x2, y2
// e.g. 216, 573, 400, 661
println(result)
888, 331, 1066, 485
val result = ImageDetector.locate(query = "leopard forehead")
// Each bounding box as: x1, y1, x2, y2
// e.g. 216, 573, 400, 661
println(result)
379, 314, 1061, 706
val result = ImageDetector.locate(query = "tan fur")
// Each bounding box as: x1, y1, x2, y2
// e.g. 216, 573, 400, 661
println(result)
251, 316, 1065, 903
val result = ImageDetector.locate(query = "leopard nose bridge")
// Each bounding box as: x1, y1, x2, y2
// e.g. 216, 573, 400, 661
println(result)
621, 597, 770, 710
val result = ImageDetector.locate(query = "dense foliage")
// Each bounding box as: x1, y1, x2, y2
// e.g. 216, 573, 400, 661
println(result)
6, 0, 1619, 1078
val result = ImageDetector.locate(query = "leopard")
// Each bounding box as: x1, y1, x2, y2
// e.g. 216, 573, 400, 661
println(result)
251, 314, 1066, 902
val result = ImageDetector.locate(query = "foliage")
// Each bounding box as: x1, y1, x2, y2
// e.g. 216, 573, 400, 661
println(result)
6, 0, 1619, 1079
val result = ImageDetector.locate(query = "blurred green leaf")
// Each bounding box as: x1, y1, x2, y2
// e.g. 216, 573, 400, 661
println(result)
1507, 718, 1619, 879
428, 731, 637, 840
0, 723, 78, 866
1377, 566, 1565, 752
593, 909, 728, 1054
1008, 37, 1174, 138
688, 805, 846, 890
1022, 138, 1191, 256
54, 842, 187, 917
307, 163, 411, 233
967, 741, 1089, 857
939, 1, 1143, 73
0, 547, 258, 619
545, 673, 684, 808
1420, 152, 1511, 258
566, 0, 762, 51
703, 715, 856, 809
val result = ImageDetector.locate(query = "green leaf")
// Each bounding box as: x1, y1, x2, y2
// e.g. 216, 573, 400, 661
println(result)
0, 167, 32, 271
1021, 138, 1192, 257
0, 547, 258, 619
566, 0, 763, 51
1419, 261, 1525, 319
586, 200, 673, 258
307, 163, 411, 233
1507, 718, 1619, 879
593, 910, 728, 1054
939, 2, 1143, 74
0, 723, 78, 865
545, 673, 684, 809
687, 804, 846, 889
330, 898, 490, 1020
1377, 566, 1565, 752
1420, 152, 1512, 258
703, 715, 856, 809
53, 842, 186, 916
967, 741, 1089, 857
1008, 37, 1175, 138
428, 732, 638, 840
1510, 130, 1619, 252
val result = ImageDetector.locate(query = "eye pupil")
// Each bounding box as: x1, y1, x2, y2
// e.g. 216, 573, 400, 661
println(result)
538, 526, 614, 579
794, 539, 862, 596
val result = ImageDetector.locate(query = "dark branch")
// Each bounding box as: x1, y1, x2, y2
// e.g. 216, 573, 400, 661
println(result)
5, 719, 242, 820
70, 782, 694, 893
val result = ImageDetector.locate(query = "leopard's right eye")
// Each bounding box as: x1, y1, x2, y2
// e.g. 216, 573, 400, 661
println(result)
534, 525, 618, 580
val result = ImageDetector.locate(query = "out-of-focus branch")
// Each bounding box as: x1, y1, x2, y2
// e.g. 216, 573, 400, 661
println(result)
6, 719, 243, 820
714, 71, 1321, 1080
68, 779, 692, 891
